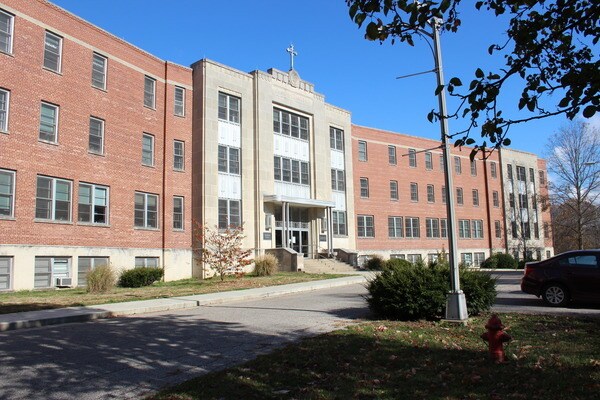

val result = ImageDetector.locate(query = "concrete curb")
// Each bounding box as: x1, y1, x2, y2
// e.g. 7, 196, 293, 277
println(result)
0, 275, 371, 332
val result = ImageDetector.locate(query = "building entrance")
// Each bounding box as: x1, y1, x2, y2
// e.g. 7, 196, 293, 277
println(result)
275, 207, 310, 257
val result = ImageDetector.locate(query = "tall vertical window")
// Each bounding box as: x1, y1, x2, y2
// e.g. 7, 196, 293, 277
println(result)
440, 219, 448, 238
360, 178, 369, 198
507, 164, 513, 180
427, 184, 435, 203
36, 176, 71, 221
441, 186, 447, 204
529, 167, 536, 183
456, 187, 464, 205
390, 180, 398, 200
39, 102, 59, 143
439, 154, 445, 170
0, 88, 8, 132
220, 146, 241, 175
330, 127, 344, 150
543, 222, 550, 238
134, 192, 158, 228
458, 219, 471, 238
0, 10, 14, 54
454, 156, 462, 174
144, 76, 156, 108
88, 117, 104, 154
173, 196, 184, 230
408, 149, 417, 167
493, 191, 499, 207
357, 215, 374, 238
0, 257, 12, 290
495, 220, 502, 238
273, 108, 308, 140
142, 133, 154, 166
470, 159, 477, 176
173, 140, 185, 171
78, 183, 108, 224
174, 86, 185, 116
490, 162, 497, 178
410, 182, 419, 202
471, 220, 484, 238
472, 189, 479, 206
425, 152, 433, 170
332, 211, 347, 235
426, 218, 440, 238
539, 170, 546, 185
516, 165, 526, 182
358, 141, 367, 161
218, 199, 241, 229
405, 217, 420, 238
388, 146, 397, 165
91, 53, 107, 90
331, 169, 345, 191
220, 93, 241, 123
43, 31, 62, 72
0, 169, 15, 218
388, 216, 403, 238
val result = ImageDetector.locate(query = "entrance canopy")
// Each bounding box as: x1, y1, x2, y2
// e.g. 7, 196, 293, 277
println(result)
263, 194, 335, 209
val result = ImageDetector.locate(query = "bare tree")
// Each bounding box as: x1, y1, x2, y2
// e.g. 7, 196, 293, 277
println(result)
545, 120, 600, 250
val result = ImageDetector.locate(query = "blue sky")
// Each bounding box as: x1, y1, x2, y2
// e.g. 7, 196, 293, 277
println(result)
51, 0, 585, 157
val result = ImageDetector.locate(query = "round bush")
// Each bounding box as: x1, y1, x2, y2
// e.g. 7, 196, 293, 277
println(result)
253, 254, 279, 276
384, 258, 412, 269
495, 253, 518, 269
364, 255, 385, 270
459, 268, 497, 315
119, 267, 164, 288
480, 256, 498, 269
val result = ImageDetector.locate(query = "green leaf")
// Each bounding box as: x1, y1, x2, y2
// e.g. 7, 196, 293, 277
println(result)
488, 44, 495, 55
502, 138, 511, 146
366, 22, 380, 40
475, 68, 484, 79
466, 138, 475, 145
449, 77, 462, 86
427, 111, 435, 123
435, 84, 444, 95
558, 97, 570, 108
356, 13, 366, 28
582, 105, 596, 118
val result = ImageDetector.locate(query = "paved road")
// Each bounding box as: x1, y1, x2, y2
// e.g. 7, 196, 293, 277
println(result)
0, 284, 371, 400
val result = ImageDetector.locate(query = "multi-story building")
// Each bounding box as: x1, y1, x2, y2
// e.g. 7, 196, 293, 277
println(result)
0, 0, 552, 290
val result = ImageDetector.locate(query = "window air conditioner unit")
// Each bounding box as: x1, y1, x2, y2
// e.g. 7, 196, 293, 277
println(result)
56, 277, 72, 287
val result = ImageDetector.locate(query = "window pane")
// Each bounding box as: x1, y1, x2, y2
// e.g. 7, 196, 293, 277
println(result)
144, 76, 155, 108
91, 53, 106, 89
174, 87, 185, 116
0, 89, 7, 131
229, 147, 240, 175
0, 11, 13, 54
89, 118, 104, 154
43, 32, 61, 72
40, 103, 57, 142
0, 170, 13, 217
142, 134, 153, 165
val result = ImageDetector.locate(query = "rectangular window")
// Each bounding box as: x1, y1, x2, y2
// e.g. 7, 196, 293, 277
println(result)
427, 184, 435, 203
425, 152, 433, 170
78, 183, 108, 224
36, 176, 71, 221
408, 149, 417, 167
135, 257, 159, 268
360, 178, 369, 198
461, 253, 473, 267
470, 159, 477, 176
218, 199, 241, 229
472, 219, 484, 239
173, 140, 185, 171
357, 215, 374, 238
544, 222, 550, 239
440, 218, 448, 238
43, 31, 62, 72
454, 156, 462, 174
490, 162, 497, 178
426, 218, 440, 238
273, 108, 308, 140
534, 222, 540, 239
509, 193, 515, 208
388, 146, 397, 165
539, 170, 546, 185
512, 221, 518, 238
173, 196, 184, 230
407, 254, 421, 264
507, 164, 513, 180
390, 254, 405, 260
332, 210, 347, 235
331, 169, 345, 191
405, 217, 420, 238
410, 182, 418, 202
495, 220, 502, 238
0, 256, 12, 290
458, 219, 471, 238
142, 133, 154, 166
134, 192, 158, 229
35, 257, 71, 288
519, 194, 528, 209
330, 127, 344, 150
493, 191, 499, 207
439, 154, 445, 171
0, 169, 15, 218
516, 166, 526, 182
441, 186, 447, 204
388, 216, 403, 238
88, 117, 104, 155
91, 53, 107, 90
144, 76, 156, 108
472, 189, 479, 206
474, 252, 485, 267
274, 156, 308, 185
174, 86, 185, 116
0, 88, 9, 132
390, 180, 398, 200
77, 257, 109, 287
529, 167, 535, 184
220, 93, 241, 123
358, 141, 367, 161
0, 10, 14, 54
39, 102, 59, 143
456, 187, 463, 205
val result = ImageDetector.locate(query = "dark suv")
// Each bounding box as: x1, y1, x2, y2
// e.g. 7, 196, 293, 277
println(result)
521, 250, 600, 307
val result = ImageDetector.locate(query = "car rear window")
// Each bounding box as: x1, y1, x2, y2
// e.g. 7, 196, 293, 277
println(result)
559, 255, 598, 268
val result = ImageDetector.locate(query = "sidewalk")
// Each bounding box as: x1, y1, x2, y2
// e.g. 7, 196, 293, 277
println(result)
0, 273, 372, 332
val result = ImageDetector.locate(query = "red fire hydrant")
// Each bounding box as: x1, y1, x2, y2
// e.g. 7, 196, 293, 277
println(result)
481, 314, 511, 363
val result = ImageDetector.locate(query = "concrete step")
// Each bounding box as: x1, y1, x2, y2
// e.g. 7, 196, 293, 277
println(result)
303, 258, 362, 274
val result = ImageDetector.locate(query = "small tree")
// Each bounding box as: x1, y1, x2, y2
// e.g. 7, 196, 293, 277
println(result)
193, 223, 253, 281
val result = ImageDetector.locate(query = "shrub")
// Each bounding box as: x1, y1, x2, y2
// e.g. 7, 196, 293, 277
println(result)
364, 255, 385, 270
86, 265, 117, 293
480, 256, 498, 269
495, 253, 518, 269
459, 268, 497, 315
384, 258, 412, 270
119, 267, 164, 288
253, 254, 279, 276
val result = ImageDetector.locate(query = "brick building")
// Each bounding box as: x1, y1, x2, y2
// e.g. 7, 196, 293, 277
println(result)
0, 0, 553, 290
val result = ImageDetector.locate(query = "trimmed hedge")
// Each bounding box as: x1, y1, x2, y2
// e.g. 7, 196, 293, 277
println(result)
481, 253, 518, 269
119, 267, 164, 288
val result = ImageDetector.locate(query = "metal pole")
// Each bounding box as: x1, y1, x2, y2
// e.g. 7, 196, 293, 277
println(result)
431, 18, 468, 321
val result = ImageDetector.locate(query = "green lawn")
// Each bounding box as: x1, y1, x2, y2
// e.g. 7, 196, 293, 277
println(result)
0, 273, 347, 314
150, 313, 600, 400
